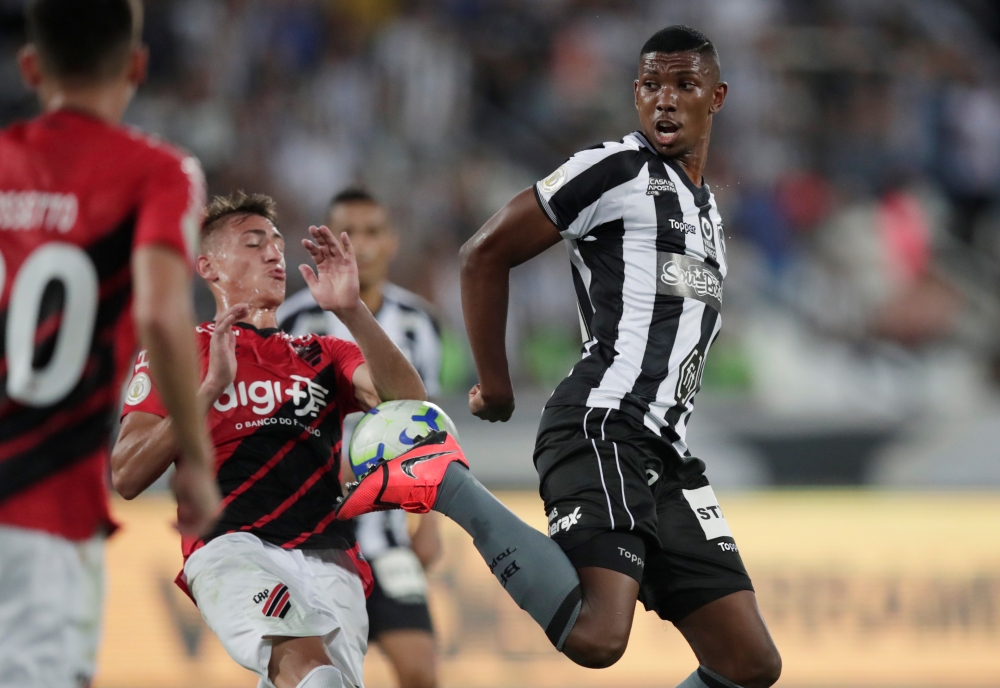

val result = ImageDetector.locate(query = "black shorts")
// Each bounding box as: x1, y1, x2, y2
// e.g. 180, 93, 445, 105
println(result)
534, 405, 754, 622
366, 565, 433, 640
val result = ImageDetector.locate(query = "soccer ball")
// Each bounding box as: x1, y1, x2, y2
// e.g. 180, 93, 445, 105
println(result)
348, 400, 459, 478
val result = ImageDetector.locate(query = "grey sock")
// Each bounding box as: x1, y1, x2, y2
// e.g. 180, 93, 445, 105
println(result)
434, 464, 582, 649
676, 666, 745, 688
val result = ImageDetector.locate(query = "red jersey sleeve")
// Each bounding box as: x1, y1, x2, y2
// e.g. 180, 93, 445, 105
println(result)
120, 349, 168, 419
134, 149, 206, 263
323, 337, 366, 415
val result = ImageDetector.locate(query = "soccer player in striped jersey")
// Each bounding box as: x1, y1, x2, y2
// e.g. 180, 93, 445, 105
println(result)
0, 1, 219, 685
113, 192, 426, 688
459, 26, 782, 688
340, 25, 782, 688
278, 189, 442, 688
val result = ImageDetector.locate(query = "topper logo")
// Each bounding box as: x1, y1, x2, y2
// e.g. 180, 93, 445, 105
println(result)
214, 375, 328, 417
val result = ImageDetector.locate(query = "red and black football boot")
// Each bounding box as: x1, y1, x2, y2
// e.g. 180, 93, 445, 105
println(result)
335, 431, 469, 520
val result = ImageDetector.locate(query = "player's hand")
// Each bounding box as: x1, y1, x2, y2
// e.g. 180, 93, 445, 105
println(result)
172, 459, 221, 537
203, 303, 248, 397
300, 225, 361, 316
469, 383, 515, 422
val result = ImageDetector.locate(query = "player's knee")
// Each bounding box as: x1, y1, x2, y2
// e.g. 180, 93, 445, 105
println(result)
563, 624, 629, 669
726, 644, 782, 688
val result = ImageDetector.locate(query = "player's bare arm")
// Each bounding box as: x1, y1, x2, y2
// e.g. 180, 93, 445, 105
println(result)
459, 189, 562, 421
132, 245, 222, 535
300, 224, 425, 408
112, 303, 247, 503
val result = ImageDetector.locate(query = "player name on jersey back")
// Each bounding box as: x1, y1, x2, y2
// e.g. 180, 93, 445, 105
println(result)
0, 191, 78, 232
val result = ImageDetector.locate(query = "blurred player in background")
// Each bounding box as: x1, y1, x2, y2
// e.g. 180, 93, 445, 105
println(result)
113, 192, 426, 688
279, 189, 442, 688
0, 1, 219, 686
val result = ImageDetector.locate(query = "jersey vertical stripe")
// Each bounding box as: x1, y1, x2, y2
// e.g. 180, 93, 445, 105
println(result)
538, 132, 728, 452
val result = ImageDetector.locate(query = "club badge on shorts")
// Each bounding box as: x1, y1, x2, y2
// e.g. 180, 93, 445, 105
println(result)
260, 583, 292, 619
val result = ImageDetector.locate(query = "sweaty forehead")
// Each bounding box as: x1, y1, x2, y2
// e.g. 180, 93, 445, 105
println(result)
205, 214, 280, 252
639, 51, 716, 79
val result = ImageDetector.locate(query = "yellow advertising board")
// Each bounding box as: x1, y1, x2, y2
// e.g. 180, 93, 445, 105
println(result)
95, 492, 1000, 688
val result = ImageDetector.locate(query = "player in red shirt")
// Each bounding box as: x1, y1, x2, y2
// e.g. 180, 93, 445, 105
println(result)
0, 1, 219, 686
113, 192, 426, 688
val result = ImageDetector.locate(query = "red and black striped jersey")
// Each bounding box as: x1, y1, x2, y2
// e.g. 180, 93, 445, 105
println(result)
122, 322, 366, 557
0, 110, 204, 541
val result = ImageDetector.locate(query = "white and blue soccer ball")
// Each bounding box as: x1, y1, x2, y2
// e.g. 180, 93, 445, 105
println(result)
348, 400, 459, 479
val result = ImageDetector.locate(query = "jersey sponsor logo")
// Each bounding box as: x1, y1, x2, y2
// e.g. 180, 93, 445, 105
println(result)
668, 218, 696, 234
700, 216, 718, 262
399, 450, 455, 478
125, 372, 152, 406
261, 583, 292, 618
657, 252, 723, 312
539, 165, 568, 195
717, 541, 739, 553
547, 506, 582, 536
675, 348, 704, 406
646, 176, 677, 196
682, 486, 733, 540
214, 375, 328, 418
0, 191, 78, 233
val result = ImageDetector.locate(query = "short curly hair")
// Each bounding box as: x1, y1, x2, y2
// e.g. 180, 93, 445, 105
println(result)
201, 191, 278, 247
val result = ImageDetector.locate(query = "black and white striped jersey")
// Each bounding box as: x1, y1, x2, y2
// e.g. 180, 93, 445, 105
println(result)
277, 283, 442, 397
535, 131, 727, 457
277, 282, 442, 560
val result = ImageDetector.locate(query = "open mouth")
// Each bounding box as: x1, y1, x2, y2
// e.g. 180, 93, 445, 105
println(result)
654, 120, 680, 145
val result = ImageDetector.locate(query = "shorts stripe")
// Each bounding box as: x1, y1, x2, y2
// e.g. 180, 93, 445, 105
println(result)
582, 408, 616, 528
591, 439, 615, 529
612, 442, 635, 529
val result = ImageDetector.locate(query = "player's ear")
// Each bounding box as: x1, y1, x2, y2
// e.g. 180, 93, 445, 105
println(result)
17, 45, 43, 91
126, 45, 149, 87
709, 81, 728, 114
196, 254, 217, 282
633, 79, 640, 110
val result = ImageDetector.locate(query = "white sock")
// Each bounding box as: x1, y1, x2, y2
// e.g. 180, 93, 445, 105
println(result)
296, 665, 345, 688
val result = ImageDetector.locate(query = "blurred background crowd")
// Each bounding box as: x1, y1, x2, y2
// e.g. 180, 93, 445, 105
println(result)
2, 0, 999, 487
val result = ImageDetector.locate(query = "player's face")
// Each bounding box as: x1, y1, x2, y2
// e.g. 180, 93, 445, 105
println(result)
200, 215, 286, 310
327, 202, 397, 291
634, 51, 727, 160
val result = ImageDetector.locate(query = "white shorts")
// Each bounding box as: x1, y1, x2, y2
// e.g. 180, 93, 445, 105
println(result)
184, 532, 368, 688
0, 526, 104, 688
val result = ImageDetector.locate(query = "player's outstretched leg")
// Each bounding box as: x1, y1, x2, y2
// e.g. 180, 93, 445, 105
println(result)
337, 432, 584, 650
